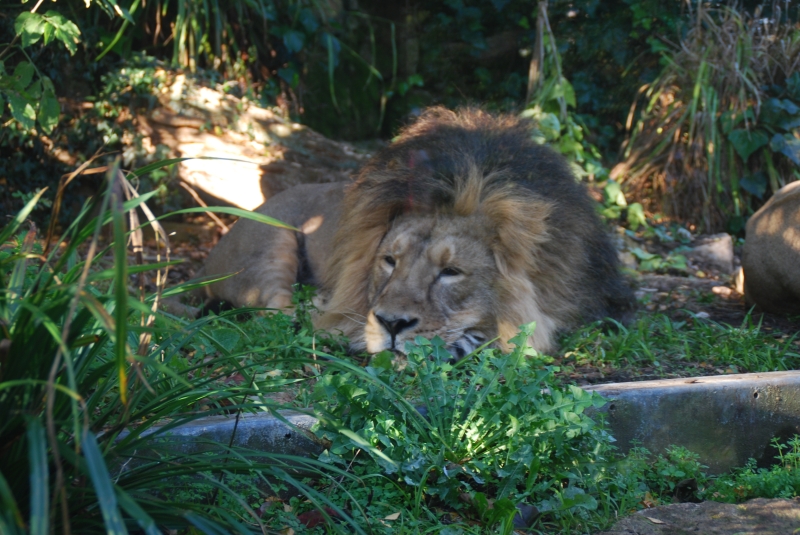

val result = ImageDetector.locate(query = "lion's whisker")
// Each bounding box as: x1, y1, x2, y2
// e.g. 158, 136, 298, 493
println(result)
339, 312, 366, 325
341, 307, 367, 320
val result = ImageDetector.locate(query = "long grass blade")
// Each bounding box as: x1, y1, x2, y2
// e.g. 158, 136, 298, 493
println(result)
114, 488, 159, 535
168, 206, 297, 230
27, 419, 48, 535
82, 431, 129, 534
0, 189, 47, 246
111, 175, 130, 406
0, 471, 23, 529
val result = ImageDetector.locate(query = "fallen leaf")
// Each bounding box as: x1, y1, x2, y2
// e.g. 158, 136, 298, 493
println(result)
645, 516, 665, 524
384, 512, 401, 521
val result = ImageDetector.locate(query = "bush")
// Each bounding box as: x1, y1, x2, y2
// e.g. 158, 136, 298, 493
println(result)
313, 326, 617, 532
0, 166, 360, 534
614, 4, 800, 233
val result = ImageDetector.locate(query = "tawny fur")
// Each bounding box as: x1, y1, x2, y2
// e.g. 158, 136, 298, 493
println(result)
742, 180, 800, 314
198, 107, 634, 354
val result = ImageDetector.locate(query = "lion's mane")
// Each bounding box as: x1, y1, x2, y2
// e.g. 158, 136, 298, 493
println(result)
316, 107, 634, 351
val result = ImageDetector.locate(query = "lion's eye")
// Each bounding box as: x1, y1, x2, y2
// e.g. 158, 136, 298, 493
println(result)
384, 255, 396, 267
440, 267, 461, 277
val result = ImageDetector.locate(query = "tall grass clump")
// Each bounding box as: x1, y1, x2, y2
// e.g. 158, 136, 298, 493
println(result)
614, 3, 800, 232
0, 165, 361, 534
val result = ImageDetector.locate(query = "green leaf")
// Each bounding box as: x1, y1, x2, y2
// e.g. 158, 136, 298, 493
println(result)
111, 175, 129, 405
82, 431, 129, 534
0, 188, 47, 245
728, 129, 769, 162
27, 419, 48, 535
560, 77, 576, 108
740, 172, 768, 199
604, 180, 627, 207
26, 78, 41, 100
115, 488, 159, 535
7, 93, 36, 130
0, 471, 23, 529
10, 62, 34, 91
770, 133, 800, 165
627, 202, 647, 230
14, 12, 46, 48
42, 22, 55, 46
38, 78, 60, 133
536, 113, 561, 141
41, 11, 81, 55
170, 206, 297, 230
283, 30, 305, 53
210, 327, 241, 354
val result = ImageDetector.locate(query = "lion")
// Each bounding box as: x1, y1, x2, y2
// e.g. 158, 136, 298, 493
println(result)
197, 107, 634, 356
742, 180, 800, 314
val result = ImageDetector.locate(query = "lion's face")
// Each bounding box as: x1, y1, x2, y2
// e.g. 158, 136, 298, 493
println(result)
363, 214, 501, 358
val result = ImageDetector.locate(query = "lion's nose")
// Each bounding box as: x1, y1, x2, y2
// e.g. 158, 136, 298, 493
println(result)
375, 314, 418, 339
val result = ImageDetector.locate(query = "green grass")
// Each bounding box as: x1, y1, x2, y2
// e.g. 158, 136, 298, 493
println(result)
560, 312, 800, 377
0, 167, 364, 534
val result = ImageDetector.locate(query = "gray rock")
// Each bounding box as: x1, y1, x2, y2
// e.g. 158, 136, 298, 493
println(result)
742, 180, 800, 314
596, 498, 800, 535
687, 233, 734, 273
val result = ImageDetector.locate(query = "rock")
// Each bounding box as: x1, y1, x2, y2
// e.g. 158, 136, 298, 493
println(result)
742, 181, 800, 314
686, 233, 734, 273
619, 251, 638, 270
136, 74, 371, 210
597, 498, 800, 535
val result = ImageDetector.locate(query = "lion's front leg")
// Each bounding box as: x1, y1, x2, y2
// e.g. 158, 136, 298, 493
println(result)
203, 226, 300, 311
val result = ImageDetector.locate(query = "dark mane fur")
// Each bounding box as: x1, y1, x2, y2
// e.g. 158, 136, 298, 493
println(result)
317, 106, 634, 349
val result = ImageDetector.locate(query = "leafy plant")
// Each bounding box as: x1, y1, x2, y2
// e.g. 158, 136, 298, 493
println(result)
615, 4, 800, 232
0, 4, 82, 133
313, 325, 616, 532
522, 4, 609, 184
705, 436, 800, 502
0, 165, 363, 534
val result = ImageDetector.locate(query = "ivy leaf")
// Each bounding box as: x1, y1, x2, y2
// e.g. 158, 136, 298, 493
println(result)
771, 133, 800, 165
41, 11, 81, 55
740, 172, 767, 199
728, 129, 769, 162
14, 12, 47, 48
781, 98, 799, 115
282, 30, 305, 54
7, 93, 36, 130
39, 78, 60, 134
536, 113, 561, 141
627, 202, 647, 231
787, 72, 800, 102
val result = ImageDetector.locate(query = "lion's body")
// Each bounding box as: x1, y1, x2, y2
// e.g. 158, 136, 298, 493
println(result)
742, 180, 800, 314
199, 108, 633, 354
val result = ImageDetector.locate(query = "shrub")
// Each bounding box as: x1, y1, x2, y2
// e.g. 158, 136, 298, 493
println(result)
614, 4, 800, 233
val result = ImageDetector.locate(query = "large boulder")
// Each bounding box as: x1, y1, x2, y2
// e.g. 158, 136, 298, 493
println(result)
742, 180, 800, 314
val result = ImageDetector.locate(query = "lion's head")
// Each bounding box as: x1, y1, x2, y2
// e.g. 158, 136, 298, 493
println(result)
311, 107, 632, 356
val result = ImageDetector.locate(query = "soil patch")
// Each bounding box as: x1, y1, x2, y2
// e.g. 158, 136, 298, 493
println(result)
597, 498, 800, 535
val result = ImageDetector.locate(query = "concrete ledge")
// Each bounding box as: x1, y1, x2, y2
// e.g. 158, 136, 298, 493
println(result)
125, 410, 324, 457
586, 371, 800, 473
120, 372, 800, 476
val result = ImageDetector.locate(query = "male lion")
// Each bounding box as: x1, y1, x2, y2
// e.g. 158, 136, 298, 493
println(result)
198, 107, 634, 356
